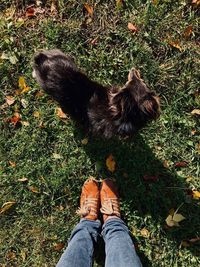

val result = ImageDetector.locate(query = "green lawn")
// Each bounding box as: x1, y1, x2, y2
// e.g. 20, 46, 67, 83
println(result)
0, 1, 199, 266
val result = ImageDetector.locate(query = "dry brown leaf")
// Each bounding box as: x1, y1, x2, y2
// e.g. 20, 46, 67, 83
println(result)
128, 22, 138, 33
0, 201, 16, 214
163, 160, 169, 168
174, 161, 188, 167
191, 109, 200, 115
192, 0, 200, 6
9, 112, 21, 126
9, 161, 16, 167
191, 129, 197, 135
152, 0, 159, 5
6, 96, 15, 106
106, 154, 116, 172
183, 25, 193, 38
18, 177, 28, 182
56, 107, 67, 119
28, 186, 39, 193
6, 250, 16, 260
84, 3, 94, 16
54, 242, 65, 251
169, 41, 182, 51
140, 228, 150, 238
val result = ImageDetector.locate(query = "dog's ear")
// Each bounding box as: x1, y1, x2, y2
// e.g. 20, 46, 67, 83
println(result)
141, 94, 160, 119
110, 88, 133, 118
34, 52, 48, 66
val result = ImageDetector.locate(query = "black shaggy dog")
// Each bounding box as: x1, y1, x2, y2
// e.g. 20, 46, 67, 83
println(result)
33, 49, 160, 138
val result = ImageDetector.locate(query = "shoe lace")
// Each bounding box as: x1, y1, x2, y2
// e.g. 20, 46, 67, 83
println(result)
77, 198, 98, 217
100, 198, 120, 217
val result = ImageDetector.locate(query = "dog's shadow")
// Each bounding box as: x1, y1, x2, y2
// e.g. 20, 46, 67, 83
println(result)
73, 128, 200, 266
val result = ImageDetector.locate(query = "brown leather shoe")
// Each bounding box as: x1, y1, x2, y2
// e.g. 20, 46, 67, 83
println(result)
100, 179, 121, 222
77, 177, 100, 220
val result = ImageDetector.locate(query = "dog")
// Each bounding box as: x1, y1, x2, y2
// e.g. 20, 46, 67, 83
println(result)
32, 49, 160, 138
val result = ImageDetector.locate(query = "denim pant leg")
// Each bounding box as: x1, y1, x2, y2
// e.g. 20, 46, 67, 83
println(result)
56, 219, 101, 267
102, 218, 143, 267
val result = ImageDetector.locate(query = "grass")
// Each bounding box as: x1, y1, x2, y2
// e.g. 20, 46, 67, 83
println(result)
0, 0, 200, 266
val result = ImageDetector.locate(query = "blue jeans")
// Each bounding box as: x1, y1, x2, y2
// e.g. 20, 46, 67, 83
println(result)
56, 218, 142, 267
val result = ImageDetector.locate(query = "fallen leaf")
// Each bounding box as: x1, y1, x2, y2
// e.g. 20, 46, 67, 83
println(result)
163, 160, 169, 168
81, 138, 88, 145
20, 250, 26, 261
51, 1, 57, 14
18, 76, 30, 94
35, 90, 44, 97
174, 161, 188, 167
9, 112, 21, 126
192, 190, 200, 199
56, 107, 67, 119
166, 209, 186, 227
0, 201, 16, 214
183, 25, 193, 38
21, 98, 28, 108
140, 228, 150, 238
6, 96, 15, 105
33, 111, 40, 118
21, 121, 30, 126
128, 22, 138, 33
116, 0, 124, 9
18, 177, 28, 182
54, 242, 65, 251
180, 240, 190, 248
143, 175, 158, 182
9, 161, 16, 167
106, 154, 116, 172
28, 186, 39, 193
152, 0, 159, 5
169, 41, 182, 51
191, 109, 200, 115
84, 3, 94, 16
6, 250, 16, 260
26, 6, 35, 17
192, 0, 200, 6
52, 153, 62, 159
191, 129, 197, 135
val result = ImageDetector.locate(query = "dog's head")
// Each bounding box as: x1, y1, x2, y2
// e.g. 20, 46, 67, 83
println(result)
109, 68, 160, 135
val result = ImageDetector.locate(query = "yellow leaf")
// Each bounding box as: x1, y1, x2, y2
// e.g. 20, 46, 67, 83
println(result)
106, 154, 116, 172
84, 3, 94, 16
191, 109, 200, 115
173, 213, 186, 223
18, 76, 30, 94
163, 160, 169, 168
56, 107, 67, 119
169, 41, 182, 51
140, 228, 150, 238
81, 138, 88, 145
116, 0, 123, 8
192, 190, 200, 199
33, 111, 40, 118
0, 201, 16, 214
152, 0, 159, 5
166, 214, 178, 227
6, 96, 15, 105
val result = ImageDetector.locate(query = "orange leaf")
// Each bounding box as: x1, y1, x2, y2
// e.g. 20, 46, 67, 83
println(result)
54, 242, 65, 251
128, 23, 138, 33
169, 41, 182, 51
56, 107, 67, 119
28, 186, 39, 193
106, 154, 116, 172
84, 3, 94, 16
183, 25, 193, 38
9, 112, 21, 126
6, 96, 15, 105
26, 7, 35, 17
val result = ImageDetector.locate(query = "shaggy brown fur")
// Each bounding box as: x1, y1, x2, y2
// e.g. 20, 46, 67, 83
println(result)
33, 49, 160, 138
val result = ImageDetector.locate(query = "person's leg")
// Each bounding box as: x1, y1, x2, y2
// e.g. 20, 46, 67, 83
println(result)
100, 179, 142, 267
56, 219, 101, 267
102, 218, 142, 267
57, 178, 101, 267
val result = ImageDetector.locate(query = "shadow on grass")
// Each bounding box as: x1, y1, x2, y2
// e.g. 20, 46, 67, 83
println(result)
72, 128, 200, 266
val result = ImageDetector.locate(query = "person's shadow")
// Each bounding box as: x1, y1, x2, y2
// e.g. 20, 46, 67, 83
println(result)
72, 127, 200, 267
